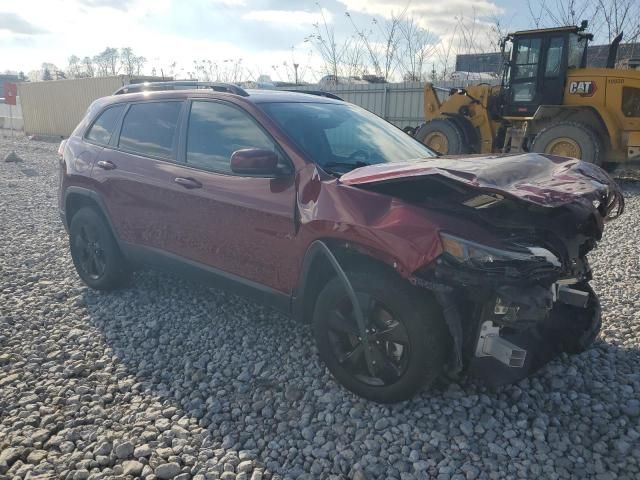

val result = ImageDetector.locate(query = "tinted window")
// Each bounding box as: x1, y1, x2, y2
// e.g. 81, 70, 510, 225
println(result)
86, 105, 124, 145
119, 102, 182, 159
186, 101, 280, 174
545, 37, 564, 77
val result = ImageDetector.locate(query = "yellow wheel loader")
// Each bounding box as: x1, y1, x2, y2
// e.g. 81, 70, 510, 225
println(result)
415, 23, 640, 165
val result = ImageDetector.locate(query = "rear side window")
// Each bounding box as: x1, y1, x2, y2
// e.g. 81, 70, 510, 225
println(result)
186, 101, 280, 173
86, 105, 125, 145
118, 102, 182, 159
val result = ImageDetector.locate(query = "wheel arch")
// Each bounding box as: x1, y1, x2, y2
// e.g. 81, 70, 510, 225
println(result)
63, 187, 122, 248
530, 106, 615, 152
291, 239, 402, 323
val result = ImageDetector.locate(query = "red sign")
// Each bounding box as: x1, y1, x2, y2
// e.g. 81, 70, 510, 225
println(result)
4, 82, 17, 105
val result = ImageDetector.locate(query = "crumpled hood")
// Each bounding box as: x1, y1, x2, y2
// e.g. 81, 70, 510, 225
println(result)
339, 153, 624, 217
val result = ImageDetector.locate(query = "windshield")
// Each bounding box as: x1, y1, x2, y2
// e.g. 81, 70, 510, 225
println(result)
260, 102, 436, 174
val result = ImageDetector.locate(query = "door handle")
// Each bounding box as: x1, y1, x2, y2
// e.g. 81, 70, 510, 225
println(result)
174, 177, 202, 189
96, 160, 116, 170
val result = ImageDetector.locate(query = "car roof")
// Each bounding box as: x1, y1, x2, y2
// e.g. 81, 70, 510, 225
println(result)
95, 88, 343, 110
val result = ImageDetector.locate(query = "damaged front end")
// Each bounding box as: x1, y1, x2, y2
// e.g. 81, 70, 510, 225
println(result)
342, 154, 624, 386
412, 237, 603, 386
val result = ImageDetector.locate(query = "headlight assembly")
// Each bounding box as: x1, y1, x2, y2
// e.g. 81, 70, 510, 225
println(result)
439, 233, 561, 268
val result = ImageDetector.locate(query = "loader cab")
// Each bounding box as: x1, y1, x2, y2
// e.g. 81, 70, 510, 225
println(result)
501, 25, 591, 117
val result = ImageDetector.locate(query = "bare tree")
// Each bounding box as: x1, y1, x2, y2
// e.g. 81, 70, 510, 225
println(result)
485, 14, 511, 53
120, 47, 136, 76
397, 16, 436, 81
527, 0, 603, 37
106, 47, 120, 75
345, 8, 405, 80
341, 36, 368, 79
597, 0, 640, 42
66, 55, 82, 78
82, 56, 95, 77
306, 7, 349, 79
120, 47, 147, 76
93, 47, 120, 76
528, 0, 548, 28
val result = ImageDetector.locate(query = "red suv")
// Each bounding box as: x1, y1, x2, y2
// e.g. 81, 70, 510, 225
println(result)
58, 82, 623, 403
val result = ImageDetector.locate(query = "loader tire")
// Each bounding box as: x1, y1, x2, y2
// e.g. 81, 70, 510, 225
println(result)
531, 122, 604, 165
415, 118, 468, 155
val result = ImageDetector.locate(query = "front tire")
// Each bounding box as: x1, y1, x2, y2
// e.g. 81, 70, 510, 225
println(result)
69, 207, 130, 290
312, 268, 448, 403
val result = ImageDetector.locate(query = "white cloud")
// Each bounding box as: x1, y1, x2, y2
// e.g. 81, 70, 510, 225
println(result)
338, 0, 503, 34
210, 0, 247, 5
243, 8, 333, 27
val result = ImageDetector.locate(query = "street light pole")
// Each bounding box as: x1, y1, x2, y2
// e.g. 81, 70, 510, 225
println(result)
294, 63, 299, 85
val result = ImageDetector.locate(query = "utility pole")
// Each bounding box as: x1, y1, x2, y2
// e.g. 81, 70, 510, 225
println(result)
294, 63, 299, 85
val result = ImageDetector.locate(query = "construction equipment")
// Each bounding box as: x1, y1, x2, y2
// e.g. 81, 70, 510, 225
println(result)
415, 23, 640, 165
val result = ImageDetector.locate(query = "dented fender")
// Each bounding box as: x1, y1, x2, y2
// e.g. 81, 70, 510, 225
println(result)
294, 164, 448, 279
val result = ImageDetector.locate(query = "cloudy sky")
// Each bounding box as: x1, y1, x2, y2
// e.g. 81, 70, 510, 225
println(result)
0, 0, 530, 80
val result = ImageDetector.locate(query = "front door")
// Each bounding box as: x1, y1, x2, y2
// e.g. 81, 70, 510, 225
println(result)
539, 36, 567, 105
505, 36, 543, 116
167, 99, 297, 293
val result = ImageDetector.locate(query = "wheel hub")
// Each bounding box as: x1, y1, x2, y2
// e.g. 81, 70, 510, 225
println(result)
545, 136, 582, 158
327, 296, 410, 386
425, 131, 449, 154
75, 228, 106, 280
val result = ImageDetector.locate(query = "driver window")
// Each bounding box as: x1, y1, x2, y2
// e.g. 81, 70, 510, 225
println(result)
186, 101, 284, 174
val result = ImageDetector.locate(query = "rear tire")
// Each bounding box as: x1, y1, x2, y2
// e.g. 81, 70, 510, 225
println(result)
312, 268, 448, 403
69, 207, 130, 290
415, 118, 468, 155
531, 121, 604, 165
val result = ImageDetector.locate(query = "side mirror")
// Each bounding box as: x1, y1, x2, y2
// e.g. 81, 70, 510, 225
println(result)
230, 148, 279, 176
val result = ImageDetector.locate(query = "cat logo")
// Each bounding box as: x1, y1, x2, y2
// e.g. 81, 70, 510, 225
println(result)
569, 81, 596, 96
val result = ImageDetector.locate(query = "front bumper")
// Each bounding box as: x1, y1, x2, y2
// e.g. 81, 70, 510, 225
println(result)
467, 284, 601, 386
413, 270, 601, 387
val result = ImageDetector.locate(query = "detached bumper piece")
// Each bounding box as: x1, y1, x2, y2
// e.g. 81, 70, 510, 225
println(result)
467, 283, 601, 387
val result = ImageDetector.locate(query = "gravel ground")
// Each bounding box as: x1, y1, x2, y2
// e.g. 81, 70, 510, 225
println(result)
1, 133, 639, 480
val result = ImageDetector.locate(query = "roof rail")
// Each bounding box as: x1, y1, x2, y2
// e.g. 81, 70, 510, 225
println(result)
284, 90, 343, 101
113, 81, 249, 97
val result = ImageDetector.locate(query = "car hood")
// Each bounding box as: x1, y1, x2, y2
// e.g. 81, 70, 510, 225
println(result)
339, 153, 623, 215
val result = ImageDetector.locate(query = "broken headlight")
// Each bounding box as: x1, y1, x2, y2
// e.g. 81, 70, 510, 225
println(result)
439, 233, 560, 267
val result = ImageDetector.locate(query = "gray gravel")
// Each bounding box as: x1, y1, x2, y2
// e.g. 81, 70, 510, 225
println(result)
1, 132, 639, 480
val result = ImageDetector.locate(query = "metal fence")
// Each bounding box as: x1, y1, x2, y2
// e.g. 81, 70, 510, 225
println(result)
17, 76, 163, 137
15, 78, 497, 137
18, 77, 126, 137
279, 80, 497, 130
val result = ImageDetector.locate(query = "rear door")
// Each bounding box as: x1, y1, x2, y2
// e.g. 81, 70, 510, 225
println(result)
91, 100, 187, 253
67, 104, 125, 181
